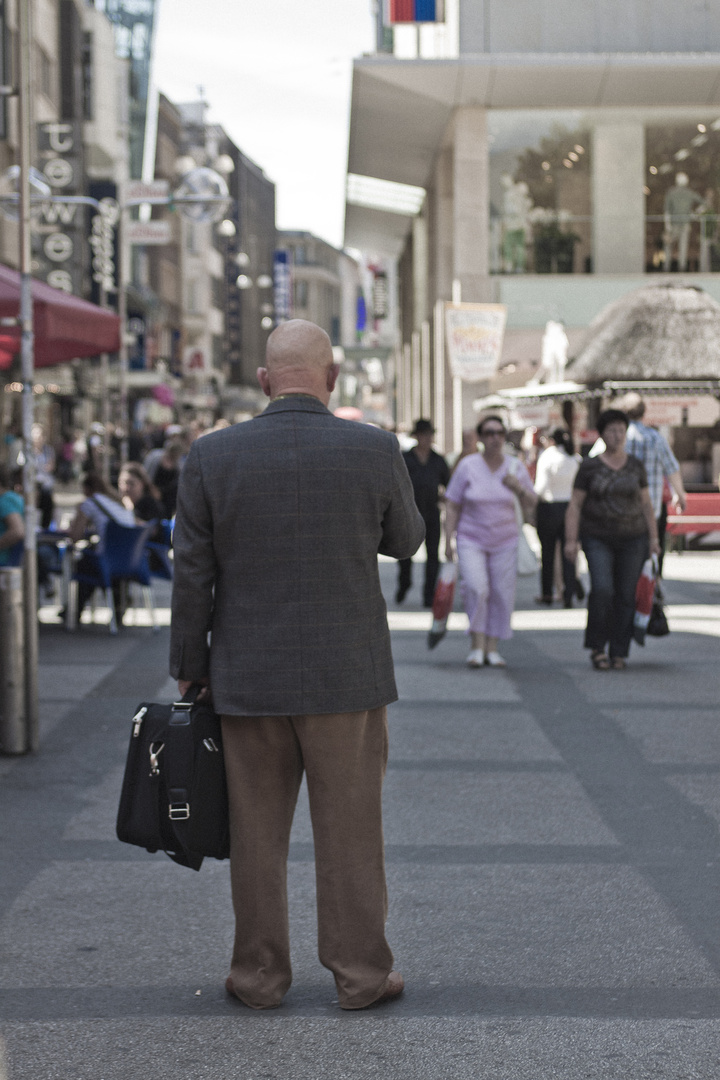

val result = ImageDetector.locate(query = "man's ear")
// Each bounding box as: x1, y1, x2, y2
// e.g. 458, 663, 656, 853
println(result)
326, 363, 340, 393
257, 367, 272, 398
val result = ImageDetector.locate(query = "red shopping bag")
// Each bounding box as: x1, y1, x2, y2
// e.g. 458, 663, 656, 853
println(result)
428, 562, 458, 650
633, 556, 657, 646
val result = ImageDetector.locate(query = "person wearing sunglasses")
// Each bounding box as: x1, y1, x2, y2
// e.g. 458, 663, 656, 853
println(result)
444, 416, 537, 668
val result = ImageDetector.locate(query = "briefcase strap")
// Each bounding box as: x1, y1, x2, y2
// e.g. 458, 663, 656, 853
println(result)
164, 703, 195, 822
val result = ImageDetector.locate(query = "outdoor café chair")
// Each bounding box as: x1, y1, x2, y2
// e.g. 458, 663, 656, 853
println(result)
68, 520, 157, 635
146, 518, 173, 581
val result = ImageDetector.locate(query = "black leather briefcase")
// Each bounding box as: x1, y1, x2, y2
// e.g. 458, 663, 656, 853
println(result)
116, 686, 230, 870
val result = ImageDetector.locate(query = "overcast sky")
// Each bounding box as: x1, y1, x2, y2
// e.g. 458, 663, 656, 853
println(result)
152, 0, 375, 249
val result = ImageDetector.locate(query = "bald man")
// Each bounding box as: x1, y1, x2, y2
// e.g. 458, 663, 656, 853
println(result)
170, 320, 424, 1011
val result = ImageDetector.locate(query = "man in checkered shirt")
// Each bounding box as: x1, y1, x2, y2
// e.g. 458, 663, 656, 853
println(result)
617, 392, 687, 522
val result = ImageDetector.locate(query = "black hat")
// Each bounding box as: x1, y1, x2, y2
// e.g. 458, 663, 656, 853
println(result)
411, 418, 434, 436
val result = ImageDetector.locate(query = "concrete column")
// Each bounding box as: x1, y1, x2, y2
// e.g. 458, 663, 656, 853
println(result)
592, 123, 645, 274
420, 320, 432, 418
453, 106, 491, 302
412, 213, 429, 328
451, 108, 493, 438
430, 147, 454, 303
411, 330, 422, 420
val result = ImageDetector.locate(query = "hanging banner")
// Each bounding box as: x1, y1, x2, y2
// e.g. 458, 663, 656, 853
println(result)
444, 303, 507, 382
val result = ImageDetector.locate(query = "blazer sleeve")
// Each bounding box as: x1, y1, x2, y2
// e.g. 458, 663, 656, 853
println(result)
169, 446, 216, 681
378, 437, 426, 559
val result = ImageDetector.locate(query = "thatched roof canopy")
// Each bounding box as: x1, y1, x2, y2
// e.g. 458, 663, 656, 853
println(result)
569, 283, 720, 383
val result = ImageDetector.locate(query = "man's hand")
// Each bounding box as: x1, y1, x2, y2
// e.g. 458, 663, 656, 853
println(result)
178, 678, 210, 702
671, 492, 687, 513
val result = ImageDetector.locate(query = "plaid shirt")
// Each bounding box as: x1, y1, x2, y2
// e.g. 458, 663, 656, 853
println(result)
625, 421, 679, 517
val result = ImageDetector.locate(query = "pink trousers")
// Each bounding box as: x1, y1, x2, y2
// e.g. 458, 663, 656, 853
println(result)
457, 539, 518, 639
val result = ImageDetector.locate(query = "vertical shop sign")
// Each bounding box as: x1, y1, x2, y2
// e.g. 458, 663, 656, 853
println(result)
88, 180, 119, 307
35, 121, 85, 295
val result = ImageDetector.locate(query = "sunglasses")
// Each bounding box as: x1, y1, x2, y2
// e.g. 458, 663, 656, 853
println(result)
481, 428, 506, 436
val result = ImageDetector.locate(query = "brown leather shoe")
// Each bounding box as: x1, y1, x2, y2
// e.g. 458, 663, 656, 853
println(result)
225, 976, 280, 1010
349, 970, 404, 1009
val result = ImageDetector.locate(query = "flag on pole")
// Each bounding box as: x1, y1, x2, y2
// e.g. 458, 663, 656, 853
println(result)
387, 0, 445, 23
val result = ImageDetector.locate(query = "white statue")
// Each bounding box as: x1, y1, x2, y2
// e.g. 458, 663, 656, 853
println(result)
540, 320, 569, 383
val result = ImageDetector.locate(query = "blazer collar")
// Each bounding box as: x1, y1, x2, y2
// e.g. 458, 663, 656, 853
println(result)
262, 395, 331, 417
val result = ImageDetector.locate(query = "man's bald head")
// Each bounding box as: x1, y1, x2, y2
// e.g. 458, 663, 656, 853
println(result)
258, 320, 339, 404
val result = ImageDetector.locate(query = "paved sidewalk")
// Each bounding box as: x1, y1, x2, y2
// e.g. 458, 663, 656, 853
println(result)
1, 553, 720, 1079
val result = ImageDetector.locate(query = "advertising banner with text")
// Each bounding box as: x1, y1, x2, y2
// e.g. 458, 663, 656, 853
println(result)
444, 303, 507, 382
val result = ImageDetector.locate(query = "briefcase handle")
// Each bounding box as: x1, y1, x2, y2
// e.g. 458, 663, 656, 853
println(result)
172, 682, 207, 709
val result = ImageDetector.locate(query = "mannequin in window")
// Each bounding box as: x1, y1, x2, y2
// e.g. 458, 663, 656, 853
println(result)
664, 173, 704, 271
501, 175, 532, 273
699, 188, 717, 273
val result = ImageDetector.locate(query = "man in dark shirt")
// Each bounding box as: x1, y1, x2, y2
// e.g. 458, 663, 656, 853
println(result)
396, 419, 450, 607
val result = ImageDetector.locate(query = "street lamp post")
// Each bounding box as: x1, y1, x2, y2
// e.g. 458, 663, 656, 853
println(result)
17, 0, 38, 751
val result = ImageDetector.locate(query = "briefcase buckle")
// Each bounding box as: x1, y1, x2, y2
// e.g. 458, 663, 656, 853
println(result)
149, 742, 164, 776
168, 803, 190, 820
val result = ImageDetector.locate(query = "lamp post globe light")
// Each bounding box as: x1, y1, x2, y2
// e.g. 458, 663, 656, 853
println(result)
217, 218, 236, 239
172, 166, 231, 223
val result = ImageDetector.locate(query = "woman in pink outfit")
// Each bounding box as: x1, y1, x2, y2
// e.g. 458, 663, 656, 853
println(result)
444, 416, 537, 668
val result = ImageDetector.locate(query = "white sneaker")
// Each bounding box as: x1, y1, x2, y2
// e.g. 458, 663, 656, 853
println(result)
485, 651, 506, 668
466, 649, 485, 668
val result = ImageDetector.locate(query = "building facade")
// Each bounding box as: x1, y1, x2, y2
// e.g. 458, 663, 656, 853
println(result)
346, 0, 720, 446
278, 230, 361, 347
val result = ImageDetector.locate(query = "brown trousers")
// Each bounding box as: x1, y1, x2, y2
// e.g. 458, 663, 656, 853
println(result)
221, 706, 393, 1009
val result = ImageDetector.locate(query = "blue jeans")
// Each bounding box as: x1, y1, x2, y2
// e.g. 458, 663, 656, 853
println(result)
582, 533, 648, 659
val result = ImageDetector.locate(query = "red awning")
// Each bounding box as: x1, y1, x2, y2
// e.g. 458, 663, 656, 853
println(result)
0, 263, 121, 370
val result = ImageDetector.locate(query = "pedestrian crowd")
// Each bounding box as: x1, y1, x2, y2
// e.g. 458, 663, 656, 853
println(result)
0, 380, 687, 666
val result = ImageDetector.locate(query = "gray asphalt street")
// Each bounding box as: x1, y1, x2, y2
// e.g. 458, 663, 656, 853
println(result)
1, 551, 720, 1079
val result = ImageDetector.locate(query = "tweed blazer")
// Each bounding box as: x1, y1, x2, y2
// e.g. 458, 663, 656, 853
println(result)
169, 396, 425, 716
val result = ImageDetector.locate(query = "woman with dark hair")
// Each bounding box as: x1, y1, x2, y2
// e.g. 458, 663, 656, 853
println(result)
534, 427, 582, 607
444, 415, 537, 668
564, 409, 660, 670
67, 472, 135, 546
118, 462, 165, 525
